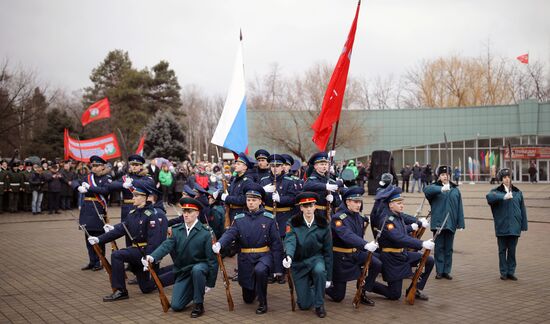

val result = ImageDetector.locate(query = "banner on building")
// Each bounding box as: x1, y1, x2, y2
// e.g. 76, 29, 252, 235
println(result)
504, 146, 550, 159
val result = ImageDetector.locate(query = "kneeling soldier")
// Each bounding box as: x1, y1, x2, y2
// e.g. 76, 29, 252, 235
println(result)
283, 192, 332, 318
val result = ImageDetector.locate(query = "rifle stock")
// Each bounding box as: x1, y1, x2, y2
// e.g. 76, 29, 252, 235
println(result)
222, 179, 231, 228
212, 235, 234, 311
352, 252, 372, 308
91, 244, 116, 293
287, 269, 296, 311
405, 248, 431, 305
414, 211, 431, 239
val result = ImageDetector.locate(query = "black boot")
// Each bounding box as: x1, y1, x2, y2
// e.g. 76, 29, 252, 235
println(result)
315, 305, 326, 318
277, 274, 286, 284
360, 292, 375, 306
190, 303, 204, 318
256, 303, 268, 314
81, 264, 94, 271
103, 289, 128, 302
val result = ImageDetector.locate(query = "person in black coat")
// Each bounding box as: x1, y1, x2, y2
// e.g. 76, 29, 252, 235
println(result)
44, 164, 62, 214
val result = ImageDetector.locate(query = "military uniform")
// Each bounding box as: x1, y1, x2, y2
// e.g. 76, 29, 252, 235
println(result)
284, 192, 332, 315
217, 183, 283, 314
423, 165, 465, 278
325, 187, 381, 305
21, 162, 33, 211
372, 187, 434, 300
223, 153, 254, 223
0, 162, 9, 213
281, 154, 303, 192
486, 169, 528, 280
7, 162, 23, 212
302, 152, 342, 219
150, 198, 218, 313
249, 149, 271, 183
72, 156, 112, 270
59, 162, 76, 210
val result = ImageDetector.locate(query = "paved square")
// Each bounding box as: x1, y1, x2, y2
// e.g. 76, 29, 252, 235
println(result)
1, 183, 549, 323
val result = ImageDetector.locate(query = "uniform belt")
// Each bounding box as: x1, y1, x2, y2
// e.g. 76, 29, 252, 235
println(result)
265, 206, 292, 212
382, 248, 404, 253
333, 247, 357, 253
10, 183, 20, 186
123, 199, 135, 204
132, 242, 148, 248
24, 182, 29, 185
241, 246, 270, 253
229, 204, 244, 209
84, 197, 99, 201
0, 182, 4, 184
316, 205, 327, 210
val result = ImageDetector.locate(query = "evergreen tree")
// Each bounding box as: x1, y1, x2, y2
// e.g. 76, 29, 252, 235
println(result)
143, 110, 187, 161
30, 108, 74, 159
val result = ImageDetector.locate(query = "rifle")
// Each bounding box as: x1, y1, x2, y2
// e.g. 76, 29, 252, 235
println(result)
352, 216, 387, 308
414, 210, 431, 239
91, 200, 119, 251
121, 222, 170, 312
222, 178, 231, 228
211, 234, 234, 311
405, 211, 450, 305
507, 141, 513, 184
80, 224, 116, 293
410, 197, 426, 238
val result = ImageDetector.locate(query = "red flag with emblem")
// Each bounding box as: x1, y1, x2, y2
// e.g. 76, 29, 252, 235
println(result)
311, 1, 361, 151
81, 97, 111, 126
135, 133, 146, 156
516, 53, 529, 64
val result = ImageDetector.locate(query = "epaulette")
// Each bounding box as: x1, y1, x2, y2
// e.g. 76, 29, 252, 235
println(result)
263, 211, 274, 219
202, 224, 211, 231
243, 177, 249, 181
309, 176, 317, 179
144, 209, 152, 217
338, 214, 347, 220
388, 215, 395, 222
234, 213, 245, 220
172, 223, 185, 229
284, 176, 293, 181
260, 176, 270, 181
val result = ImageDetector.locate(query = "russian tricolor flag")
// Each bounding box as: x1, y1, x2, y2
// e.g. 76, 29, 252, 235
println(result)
211, 31, 248, 153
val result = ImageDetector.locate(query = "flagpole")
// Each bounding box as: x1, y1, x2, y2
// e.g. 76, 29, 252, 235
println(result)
328, 121, 340, 166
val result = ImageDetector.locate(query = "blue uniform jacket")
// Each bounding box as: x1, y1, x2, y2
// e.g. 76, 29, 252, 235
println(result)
424, 181, 465, 232
330, 204, 370, 282
224, 173, 253, 219
303, 170, 342, 208
98, 202, 167, 255
486, 184, 528, 236
259, 173, 298, 236
72, 172, 111, 231
218, 209, 284, 290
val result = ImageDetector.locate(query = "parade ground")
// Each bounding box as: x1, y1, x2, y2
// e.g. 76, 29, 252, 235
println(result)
1, 183, 549, 324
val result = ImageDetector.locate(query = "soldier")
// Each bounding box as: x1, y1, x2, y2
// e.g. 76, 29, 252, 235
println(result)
281, 153, 303, 191
72, 155, 111, 271
7, 160, 23, 212
108, 154, 155, 247
260, 154, 298, 284
59, 160, 76, 210
44, 164, 62, 214
0, 159, 9, 213
302, 152, 342, 219
423, 165, 465, 280
486, 168, 528, 280
21, 161, 33, 212
143, 197, 217, 317
87, 182, 168, 301
251, 149, 270, 183
325, 187, 381, 306
283, 192, 332, 318
218, 152, 254, 224
371, 186, 435, 301
212, 182, 284, 315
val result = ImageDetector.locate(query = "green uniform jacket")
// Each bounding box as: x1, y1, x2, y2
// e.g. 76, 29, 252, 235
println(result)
424, 181, 465, 232
7, 170, 24, 191
284, 213, 333, 281
486, 184, 528, 236
0, 169, 8, 194
150, 222, 218, 288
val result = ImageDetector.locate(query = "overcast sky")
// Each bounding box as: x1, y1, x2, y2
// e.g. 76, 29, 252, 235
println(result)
1, 0, 549, 97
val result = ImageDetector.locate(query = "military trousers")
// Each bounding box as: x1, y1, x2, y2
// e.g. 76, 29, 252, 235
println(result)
111, 247, 157, 293
241, 262, 269, 305
497, 236, 519, 276
293, 260, 327, 309
171, 262, 209, 311
433, 229, 455, 275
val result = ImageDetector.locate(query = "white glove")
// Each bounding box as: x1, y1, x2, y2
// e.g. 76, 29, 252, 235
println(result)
325, 281, 332, 289
272, 192, 281, 202
210, 175, 217, 183
411, 223, 419, 231
103, 224, 115, 233
420, 218, 429, 228
205, 287, 213, 293
212, 242, 221, 254
328, 150, 336, 158
122, 177, 133, 189
326, 183, 338, 192
82, 182, 90, 190
282, 256, 292, 269
212, 190, 220, 199
365, 241, 378, 252
504, 192, 513, 200
329, 165, 335, 174
87, 236, 99, 245
263, 184, 276, 193
141, 255, 154, 270
441, 184, 451, 192
221, 193, 228, 201
326, 194, 334, 203
422, 239, 435, 250
77, 186, 88, 193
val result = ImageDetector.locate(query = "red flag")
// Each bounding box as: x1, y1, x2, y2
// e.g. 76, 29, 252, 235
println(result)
135, 133, 146, 156
81, 97, 111, 126
311, 1, 361, 151
65, 130, 121, 162
516, 53, 529, 64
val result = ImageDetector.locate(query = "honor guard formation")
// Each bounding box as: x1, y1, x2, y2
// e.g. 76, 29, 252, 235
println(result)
3, 149, 529, 319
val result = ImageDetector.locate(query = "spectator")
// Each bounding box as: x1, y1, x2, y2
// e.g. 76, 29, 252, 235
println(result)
410, 162, 422, 193
400, 164, 412, 193
528, 162, 537, 183
453, 166, 461, 183
44, 164, 62, 214
159, 163, 174, 205
29, 164, 45, 215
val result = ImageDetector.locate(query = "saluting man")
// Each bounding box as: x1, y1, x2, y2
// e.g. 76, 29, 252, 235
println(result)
303, 152, 342, 219
143, 197, 218, 317
423, 165, 465, 280
325, 187, 380, 306
72, 155, 111, 271
283, 192, 332, 318
212, 182, 283, 315
87, 182, 168, 301
486, 168, 528, 281
372, 187, 435, 301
